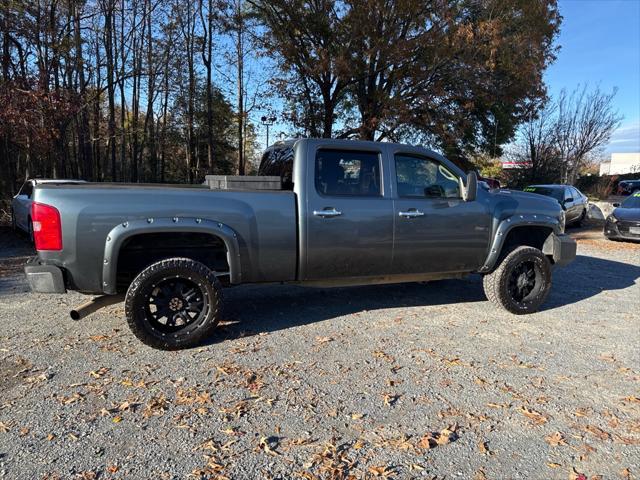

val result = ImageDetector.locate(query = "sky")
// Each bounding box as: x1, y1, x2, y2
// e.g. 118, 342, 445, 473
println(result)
545, 0, 640, 155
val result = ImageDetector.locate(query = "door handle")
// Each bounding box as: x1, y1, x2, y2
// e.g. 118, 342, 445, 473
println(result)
313, 208, 342, 218
399, 210, 425, 218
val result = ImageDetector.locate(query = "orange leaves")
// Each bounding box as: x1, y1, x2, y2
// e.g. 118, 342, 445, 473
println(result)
417, 425, 458, 449
519, 406, 548, 426
89, 367, 109, 379
176, 387, 211, 406
583, 425, 611, 442
219, 400, 249, 419
257, 436, 281, 456
368, 465, 396, 478
569, 467, 588, 480
545, 431, 567, 447
142, 395, 167, 418
372, 350, 395, 363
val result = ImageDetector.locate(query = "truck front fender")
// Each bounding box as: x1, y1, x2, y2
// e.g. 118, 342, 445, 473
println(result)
101, 217, 242, 294
478, 214, 563, 273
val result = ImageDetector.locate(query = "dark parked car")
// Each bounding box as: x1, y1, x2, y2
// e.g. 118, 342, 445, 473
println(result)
616, 179, 640, 196
604, 192, 640, 241
522, 185, 589, 226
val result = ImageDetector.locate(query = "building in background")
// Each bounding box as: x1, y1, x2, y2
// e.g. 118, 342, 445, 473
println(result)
599, 153, 640, 175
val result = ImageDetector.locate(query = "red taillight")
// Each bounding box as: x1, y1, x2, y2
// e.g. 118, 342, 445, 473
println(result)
31, 202, 62, 251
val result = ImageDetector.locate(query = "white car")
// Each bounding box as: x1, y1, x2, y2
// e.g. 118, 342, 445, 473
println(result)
12, 179, 86, 241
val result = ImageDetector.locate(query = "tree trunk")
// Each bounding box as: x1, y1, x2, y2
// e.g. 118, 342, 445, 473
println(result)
144, 0, 157, 181
73, 0, 93, 180
104, 0, 117, 181
236, 0, 244, 175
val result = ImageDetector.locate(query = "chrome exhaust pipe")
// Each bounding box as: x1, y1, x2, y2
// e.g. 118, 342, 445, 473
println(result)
69, 294, 124, 321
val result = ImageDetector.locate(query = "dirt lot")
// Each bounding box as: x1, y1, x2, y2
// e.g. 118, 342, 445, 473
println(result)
0, 223, 639, 480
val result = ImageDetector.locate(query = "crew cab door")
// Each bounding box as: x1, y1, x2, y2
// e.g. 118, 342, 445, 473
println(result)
302, 147, 393, 280
391, 152, 491, 274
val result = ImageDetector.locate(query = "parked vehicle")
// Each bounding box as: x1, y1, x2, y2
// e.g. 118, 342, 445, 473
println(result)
24, 139, 576, 349
12, 179, 87, 241
604, 192, 640, 241
479, 176, 500, 189
522, 185, 589, 226
616, 179, 640, 196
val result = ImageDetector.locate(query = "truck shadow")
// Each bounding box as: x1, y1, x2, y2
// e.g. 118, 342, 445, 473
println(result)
209, 254, 640, 344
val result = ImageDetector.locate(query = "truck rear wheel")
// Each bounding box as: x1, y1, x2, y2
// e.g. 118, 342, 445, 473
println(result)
125, 257, 222, 350
482, 246, 551, 314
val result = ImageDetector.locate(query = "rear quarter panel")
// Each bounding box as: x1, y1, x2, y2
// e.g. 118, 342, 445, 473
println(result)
33, 184, 297, 293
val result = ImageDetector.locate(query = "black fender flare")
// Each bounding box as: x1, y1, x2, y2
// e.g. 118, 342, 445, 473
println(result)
101, 217, 241, 294
478, 214, 563, 273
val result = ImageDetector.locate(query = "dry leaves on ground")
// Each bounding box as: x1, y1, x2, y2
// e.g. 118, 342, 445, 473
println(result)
417, 425, 458, 449
545, 431, 567, 446
519, 406, 548, 425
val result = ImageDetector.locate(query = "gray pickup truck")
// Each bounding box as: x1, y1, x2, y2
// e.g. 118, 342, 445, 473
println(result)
25, 139, 576, 349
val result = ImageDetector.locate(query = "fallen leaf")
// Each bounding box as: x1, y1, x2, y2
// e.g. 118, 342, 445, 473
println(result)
547, 463, 562, 469
545, 432, 567, 447
474, 469, 487, 480
315, 336, 333, 344
368, 465, 396, 478
383, 394, 399, 407
570, 467, 588, 480
436, 426, 457, 445
143, 395, 167, 418
257, 436, 280, 456
619, 468, 632, 480
519, 406, 547, 425
487, 402, 510, 409
584, 425, 610, 441
89, 367, 109, 378
478, 441, 491, 455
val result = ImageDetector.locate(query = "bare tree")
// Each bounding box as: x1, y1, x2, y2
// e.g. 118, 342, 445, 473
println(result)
520, 100, 559, 182
555, 85, 622, 184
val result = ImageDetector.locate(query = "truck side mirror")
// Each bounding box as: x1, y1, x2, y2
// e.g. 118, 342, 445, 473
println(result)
462, 171, 477, 202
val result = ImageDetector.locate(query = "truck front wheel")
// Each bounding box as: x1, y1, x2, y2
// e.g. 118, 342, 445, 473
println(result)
125, 257, 222, 350
482, 246, 551, 314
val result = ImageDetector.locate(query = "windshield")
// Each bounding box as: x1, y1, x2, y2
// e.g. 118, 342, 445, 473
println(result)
621, 192, 640, 208
523, 186, 563, 201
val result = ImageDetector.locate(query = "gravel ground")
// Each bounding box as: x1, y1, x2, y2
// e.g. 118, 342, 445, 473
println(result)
0, 224, 639, 480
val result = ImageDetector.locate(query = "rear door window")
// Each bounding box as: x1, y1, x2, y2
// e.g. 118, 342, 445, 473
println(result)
315, 149, 381, 197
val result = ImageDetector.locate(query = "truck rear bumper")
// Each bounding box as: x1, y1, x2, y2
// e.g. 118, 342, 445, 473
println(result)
545, 233, 577, 267
24, 257, 66, 293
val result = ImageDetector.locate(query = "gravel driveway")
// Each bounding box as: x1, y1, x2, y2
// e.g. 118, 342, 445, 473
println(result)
0, 225, 638, 480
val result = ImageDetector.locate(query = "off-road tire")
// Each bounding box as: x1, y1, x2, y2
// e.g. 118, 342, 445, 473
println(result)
482, 246, 552, 314
125, 257, 222, 350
